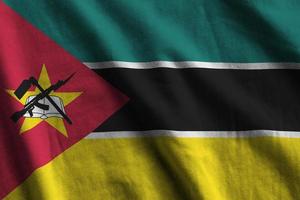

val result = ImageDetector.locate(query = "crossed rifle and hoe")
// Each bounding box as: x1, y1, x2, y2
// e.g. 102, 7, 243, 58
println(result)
11, 73, 75, 124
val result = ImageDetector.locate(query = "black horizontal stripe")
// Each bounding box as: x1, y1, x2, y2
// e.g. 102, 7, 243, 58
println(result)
93, 68, 300, 131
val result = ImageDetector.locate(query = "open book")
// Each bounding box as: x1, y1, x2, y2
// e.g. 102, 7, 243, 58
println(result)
24, 95, 65, 119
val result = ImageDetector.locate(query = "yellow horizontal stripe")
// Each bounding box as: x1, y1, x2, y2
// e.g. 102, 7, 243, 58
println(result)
6, 136, 300, 200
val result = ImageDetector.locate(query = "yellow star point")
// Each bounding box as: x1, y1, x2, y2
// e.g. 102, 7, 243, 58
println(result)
6, 64, 81, 137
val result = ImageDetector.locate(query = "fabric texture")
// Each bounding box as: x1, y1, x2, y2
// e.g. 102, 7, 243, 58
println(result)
1, 0, 300, 199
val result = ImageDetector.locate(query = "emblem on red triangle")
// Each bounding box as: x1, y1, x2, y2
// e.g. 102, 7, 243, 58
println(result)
0, 1, 128, 198
6, 64, 82, 137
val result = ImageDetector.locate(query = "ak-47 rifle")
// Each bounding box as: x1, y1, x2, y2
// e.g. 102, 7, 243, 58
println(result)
11, 73, 75, 123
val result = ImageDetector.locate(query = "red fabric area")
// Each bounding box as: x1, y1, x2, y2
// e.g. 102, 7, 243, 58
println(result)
0, 1, 128, 198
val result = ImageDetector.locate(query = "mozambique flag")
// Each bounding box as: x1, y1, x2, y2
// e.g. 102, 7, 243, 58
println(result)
1, 0, 300, 199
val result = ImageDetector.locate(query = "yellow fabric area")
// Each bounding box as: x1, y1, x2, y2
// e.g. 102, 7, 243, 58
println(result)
5, 136, 300, 200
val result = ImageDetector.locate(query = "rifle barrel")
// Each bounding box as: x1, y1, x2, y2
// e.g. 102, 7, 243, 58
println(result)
11, 74, 75, 123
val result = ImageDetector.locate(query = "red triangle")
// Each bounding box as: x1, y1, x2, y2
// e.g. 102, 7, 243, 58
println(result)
0, 1, 128, 198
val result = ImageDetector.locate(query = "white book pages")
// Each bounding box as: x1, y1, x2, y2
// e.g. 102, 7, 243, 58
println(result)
23, 95, 65, 119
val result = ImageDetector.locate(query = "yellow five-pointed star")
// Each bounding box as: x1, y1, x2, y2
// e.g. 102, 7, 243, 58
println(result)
6, 64, 82, 137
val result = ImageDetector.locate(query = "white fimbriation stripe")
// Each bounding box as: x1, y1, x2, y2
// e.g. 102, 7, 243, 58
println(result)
84, 61, 300, 70
85, 130, 300, 139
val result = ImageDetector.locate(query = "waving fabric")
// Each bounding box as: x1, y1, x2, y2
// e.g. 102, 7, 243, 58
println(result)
1, 0, 300, 199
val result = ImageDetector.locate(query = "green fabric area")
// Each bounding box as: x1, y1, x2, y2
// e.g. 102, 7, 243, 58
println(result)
4, 0, 300, 62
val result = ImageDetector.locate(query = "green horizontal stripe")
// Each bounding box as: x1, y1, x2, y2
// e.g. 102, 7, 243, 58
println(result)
4, 0, 300, 62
